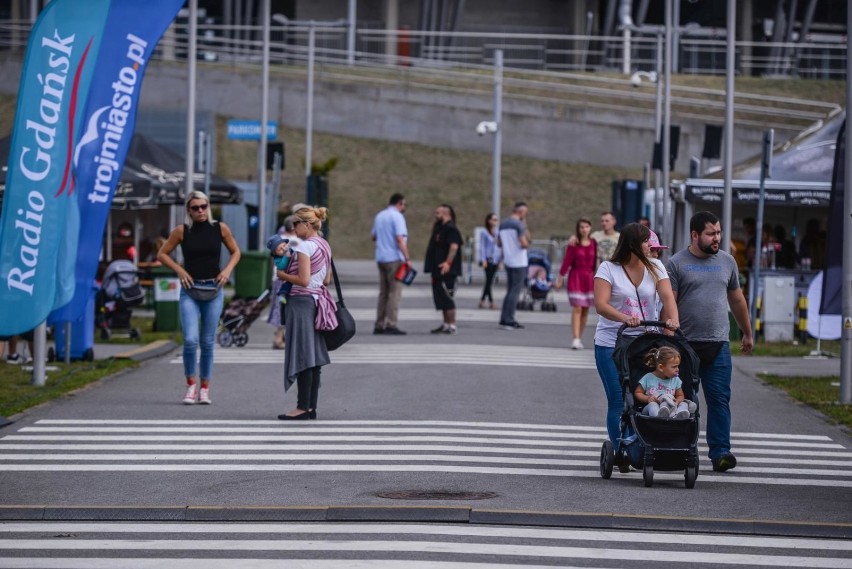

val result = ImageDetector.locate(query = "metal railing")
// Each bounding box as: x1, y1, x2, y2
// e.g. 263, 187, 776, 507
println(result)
0, 19, 846, 79
0, 20, 841, 132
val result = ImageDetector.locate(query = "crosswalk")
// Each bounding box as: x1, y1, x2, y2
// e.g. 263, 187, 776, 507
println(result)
172, 344, 597, 369
1, 420, 850, 488
0, 521, 849, 568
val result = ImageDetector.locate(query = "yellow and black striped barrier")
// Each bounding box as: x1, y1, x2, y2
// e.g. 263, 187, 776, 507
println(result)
798, 293, 808, 344
754, 296, 762, 338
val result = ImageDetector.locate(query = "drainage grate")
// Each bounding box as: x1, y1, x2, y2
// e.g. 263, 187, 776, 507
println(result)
375, 490, 499, 501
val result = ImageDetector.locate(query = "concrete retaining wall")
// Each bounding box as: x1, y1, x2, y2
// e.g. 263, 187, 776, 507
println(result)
0, 55, 794, 173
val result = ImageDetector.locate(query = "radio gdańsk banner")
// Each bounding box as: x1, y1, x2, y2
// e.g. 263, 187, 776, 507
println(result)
50, 0, 184, 324
0, 0, 183, 335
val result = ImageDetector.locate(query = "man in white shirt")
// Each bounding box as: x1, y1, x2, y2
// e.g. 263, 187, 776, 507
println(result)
497, 202, 530, 330
371, 193, 411, 335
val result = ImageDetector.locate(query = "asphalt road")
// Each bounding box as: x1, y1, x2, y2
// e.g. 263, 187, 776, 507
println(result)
0, 276, 849, 566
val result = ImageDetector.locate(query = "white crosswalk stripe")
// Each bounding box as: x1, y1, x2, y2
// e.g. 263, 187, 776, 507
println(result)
1, 420, 850, 488
0, 522, 849, 568
170, 345, 597, 369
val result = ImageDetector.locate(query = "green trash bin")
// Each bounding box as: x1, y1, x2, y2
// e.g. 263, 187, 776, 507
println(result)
151, 266, 180, 332
234, 250, 272, 298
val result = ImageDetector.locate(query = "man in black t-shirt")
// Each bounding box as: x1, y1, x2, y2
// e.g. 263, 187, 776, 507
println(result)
424, 204, 463, 334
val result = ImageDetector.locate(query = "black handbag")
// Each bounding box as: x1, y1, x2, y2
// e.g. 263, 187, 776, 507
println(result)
323, 259, 356, 351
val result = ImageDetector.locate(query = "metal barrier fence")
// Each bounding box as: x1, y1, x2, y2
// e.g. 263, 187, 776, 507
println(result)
0, 19, 846, 79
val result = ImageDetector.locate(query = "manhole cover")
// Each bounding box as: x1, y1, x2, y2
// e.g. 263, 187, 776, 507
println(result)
375, 490, 499, 501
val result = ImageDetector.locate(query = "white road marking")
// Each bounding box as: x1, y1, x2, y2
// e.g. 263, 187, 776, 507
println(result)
0, 539, 848, 567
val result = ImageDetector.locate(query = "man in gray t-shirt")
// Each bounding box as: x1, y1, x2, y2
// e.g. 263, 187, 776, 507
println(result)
667, 211, 753, 474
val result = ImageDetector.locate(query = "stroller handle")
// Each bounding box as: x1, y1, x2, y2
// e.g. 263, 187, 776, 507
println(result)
616, 320, 686, 341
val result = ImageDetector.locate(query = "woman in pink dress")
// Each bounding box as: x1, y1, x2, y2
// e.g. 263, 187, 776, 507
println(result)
556, 218, 597, 350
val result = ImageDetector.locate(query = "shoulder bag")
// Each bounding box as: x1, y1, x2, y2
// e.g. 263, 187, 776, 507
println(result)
323, 259, 356, 351
186, 281, 220, 302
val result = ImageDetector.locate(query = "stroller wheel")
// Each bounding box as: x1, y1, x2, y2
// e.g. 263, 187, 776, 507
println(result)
129, 328, 142, 341
217, 330, 234, 348
616, 449, 630, 473
643, 464, 654, 487
685, 465, 698, 489
83, 348, 95, 362
234, 332, 249, 347
47, 347, 56, 363
600, 441, 614, 479
99, 328, 111, 341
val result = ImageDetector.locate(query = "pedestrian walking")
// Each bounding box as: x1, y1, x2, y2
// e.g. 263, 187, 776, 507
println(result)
371, 193, 411, 335
666, 211, 753, 472
555, 217, 596, 350
424, 204, 463, 334
478, 213, 501, 309
157, 191, 241, 405
498, 201, 530, 330
591, 211, 620, 265
277, 206, 335, 420
593, 222, 679, 447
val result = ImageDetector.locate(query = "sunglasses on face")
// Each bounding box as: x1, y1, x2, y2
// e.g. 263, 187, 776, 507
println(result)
189, 203, 208, 212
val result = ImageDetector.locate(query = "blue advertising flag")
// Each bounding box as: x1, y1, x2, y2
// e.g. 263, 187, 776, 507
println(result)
821, 118, 844, 316
50, 0, 185, 323
0, 0, 111, 336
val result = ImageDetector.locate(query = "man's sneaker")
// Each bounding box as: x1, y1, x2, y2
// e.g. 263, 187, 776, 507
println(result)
571, 338, 584, 350
711, 452, 737, 472
6, 353, 21, 365
431, 324, 448, 334
384, 327, 407, 335
198, 387, 212, 405
373, 327, 385, 335
182, 384, 199, 405
500, 322, 524, 331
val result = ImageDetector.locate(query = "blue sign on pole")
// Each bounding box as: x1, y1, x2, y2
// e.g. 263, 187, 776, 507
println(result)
227, 120, 278, 140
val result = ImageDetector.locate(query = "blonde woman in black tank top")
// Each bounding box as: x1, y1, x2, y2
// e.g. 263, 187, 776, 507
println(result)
157, 191, 241, 405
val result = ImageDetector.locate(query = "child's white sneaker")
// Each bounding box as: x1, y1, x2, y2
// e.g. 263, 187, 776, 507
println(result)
657, 405, 670, 418
673, 408, 690, 419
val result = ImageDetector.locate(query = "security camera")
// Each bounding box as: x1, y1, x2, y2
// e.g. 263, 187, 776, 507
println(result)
476, 121, 497, 136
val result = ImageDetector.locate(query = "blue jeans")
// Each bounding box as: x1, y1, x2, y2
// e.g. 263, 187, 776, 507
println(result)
594, 344, 623, 445
179, 286, 224, 381
699, 342, 733, 460
500, 266, 526, 325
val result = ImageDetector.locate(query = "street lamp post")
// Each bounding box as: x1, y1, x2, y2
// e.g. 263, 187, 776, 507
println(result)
491, 49, 503, 217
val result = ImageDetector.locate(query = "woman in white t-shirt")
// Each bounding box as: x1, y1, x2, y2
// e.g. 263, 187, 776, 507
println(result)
593, 223, 679, 449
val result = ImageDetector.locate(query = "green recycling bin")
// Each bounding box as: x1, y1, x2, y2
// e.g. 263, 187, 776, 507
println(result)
234, 250, 272, 299
151, 266, 180, 332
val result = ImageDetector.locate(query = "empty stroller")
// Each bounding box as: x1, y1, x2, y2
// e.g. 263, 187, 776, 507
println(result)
217, 289, 271, 347
517, 248, 557, 312
96, 259, 144, 341
600, 320, 701, 489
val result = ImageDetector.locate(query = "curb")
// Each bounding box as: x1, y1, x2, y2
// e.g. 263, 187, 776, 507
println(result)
110, 340, 178, 362
0, 506, 848, 539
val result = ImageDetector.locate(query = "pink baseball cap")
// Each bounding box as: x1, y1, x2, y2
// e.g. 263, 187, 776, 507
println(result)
649, 230, 668, 250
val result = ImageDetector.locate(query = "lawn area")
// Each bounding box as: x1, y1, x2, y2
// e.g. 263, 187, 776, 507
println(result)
750, 339, 841, 357
0, 359, 138, 418
759, 374, 851, 430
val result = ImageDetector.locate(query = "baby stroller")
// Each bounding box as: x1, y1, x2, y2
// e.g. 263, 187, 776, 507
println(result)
217, 289, 270, 347
600, 320, 701, 489
96, 259, 144, 341
517, 248, 557, 312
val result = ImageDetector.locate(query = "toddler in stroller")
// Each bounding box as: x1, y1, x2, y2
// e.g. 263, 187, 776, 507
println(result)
517, 248, 557, 312
96, 259, 144, 340
600, 321, 701, 488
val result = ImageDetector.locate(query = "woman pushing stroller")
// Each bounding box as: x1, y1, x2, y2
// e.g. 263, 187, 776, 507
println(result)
593, 223, 679, 446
